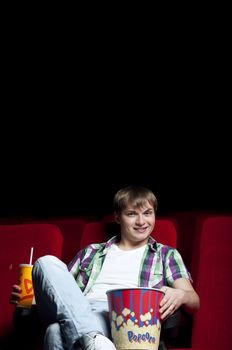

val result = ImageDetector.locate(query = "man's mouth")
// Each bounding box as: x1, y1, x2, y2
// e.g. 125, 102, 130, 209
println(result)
134, 227, 148, 233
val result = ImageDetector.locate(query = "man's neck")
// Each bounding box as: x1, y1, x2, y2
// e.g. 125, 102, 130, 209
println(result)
117, 239, 148, 251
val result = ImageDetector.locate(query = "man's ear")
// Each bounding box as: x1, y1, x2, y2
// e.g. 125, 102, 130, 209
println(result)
114, 213, 120, 224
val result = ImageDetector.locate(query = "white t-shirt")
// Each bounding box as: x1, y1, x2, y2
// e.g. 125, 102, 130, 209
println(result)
86, 243, 146, 302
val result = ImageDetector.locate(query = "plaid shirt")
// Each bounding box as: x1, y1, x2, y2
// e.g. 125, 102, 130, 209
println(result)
68, 236, 191, 295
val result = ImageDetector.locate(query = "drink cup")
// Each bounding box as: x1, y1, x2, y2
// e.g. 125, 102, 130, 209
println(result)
106, 287, 164, 350
17, 264, 34, 308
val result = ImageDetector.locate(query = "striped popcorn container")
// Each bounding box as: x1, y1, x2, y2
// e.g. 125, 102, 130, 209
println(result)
106, 287, 164, 350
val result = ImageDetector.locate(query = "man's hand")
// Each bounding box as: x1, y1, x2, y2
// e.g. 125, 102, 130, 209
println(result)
159, 278, 200, 321
9, 284, 22, 305
159, 286, 185, 320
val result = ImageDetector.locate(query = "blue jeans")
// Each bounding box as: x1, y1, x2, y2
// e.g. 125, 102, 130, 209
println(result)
32, 256, 111, 350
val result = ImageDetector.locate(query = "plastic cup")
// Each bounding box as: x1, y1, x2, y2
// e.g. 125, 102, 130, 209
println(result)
106, 287, 164, 350
17, 264, 34, 308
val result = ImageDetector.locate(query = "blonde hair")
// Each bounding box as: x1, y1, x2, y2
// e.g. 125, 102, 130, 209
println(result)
113, 186, 158, 214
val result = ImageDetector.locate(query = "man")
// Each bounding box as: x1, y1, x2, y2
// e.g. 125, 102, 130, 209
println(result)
10, 186, 200, 350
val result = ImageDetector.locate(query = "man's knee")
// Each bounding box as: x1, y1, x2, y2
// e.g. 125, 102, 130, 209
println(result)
32, 255, 65, 277
44, 323, 63, 349
34, 255, 62, 268
45, 322, 61, 337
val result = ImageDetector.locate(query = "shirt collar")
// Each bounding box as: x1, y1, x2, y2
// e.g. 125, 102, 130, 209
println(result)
147, 235, 158, 251
102, 235, 157, 254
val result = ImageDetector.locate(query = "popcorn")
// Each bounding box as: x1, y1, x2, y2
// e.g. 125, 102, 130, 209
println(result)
116, 315, 124, 327
111, 319, 161, 349
122, 307, 131, 316
112, 310, 117, 321
140, 311, 152, 322
107, 288, 164, 350
110, 307, 161, 350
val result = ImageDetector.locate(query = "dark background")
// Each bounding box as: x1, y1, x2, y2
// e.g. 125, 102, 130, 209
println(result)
1, 116, 231, 219
1, 14, 231, 220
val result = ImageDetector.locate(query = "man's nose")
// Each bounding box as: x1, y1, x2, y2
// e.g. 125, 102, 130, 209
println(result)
136, 215, 145, 225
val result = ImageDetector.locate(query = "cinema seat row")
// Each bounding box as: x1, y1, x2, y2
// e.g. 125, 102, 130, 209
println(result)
0, 212, 231, 349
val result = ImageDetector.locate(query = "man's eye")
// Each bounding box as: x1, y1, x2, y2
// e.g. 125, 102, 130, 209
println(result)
128, 213, 136, 217
144, 211, 154, 216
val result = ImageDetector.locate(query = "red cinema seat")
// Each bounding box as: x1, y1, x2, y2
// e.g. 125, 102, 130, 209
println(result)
166, 210, 219, 270
80, 218, 177, 249
174, 215, 232, 350
48, 218, 85, 264
151, 218, 177, 248
80, 222, 108, 248
191, 216, 232, 350
0, 224, 63, 344
24, 218, 86, 264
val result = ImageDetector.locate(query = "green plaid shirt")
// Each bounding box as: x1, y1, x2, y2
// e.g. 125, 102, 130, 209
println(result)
68, 235, 191, 294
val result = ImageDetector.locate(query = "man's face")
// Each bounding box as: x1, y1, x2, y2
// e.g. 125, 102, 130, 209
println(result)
116, 201, 155, 244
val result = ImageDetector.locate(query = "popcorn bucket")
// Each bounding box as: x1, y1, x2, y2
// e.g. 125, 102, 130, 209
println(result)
106, 288, 164, 350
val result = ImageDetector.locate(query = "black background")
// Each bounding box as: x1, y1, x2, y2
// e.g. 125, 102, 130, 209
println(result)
1, 114, 231, 219
1, 15, 231, 219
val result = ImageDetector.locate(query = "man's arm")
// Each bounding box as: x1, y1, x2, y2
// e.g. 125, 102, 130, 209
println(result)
159, 278, 200, 320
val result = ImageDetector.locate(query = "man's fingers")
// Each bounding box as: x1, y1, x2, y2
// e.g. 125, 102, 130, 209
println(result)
160, 304, 175, 320
12, 285, 22, 292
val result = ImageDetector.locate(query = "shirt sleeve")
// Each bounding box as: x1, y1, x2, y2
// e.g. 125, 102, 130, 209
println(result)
67, 249, 84, 278
164, 248, 192, 286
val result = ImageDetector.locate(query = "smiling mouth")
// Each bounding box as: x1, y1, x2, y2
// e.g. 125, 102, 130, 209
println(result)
135, 227, 148, 233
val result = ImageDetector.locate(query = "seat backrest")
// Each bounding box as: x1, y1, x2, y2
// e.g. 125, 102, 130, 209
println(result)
49, 219, 86, 264
24, 218, 86, 264
0, 224, 63, 339
80, 222, 108, 248
166, 210, 216, 270
80, 218, 177, 249
151, 217, 177, 248
191, 215, 232, 349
